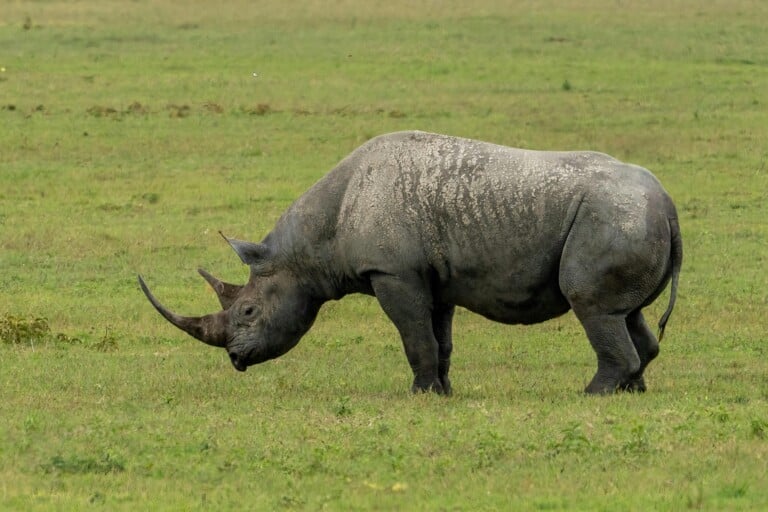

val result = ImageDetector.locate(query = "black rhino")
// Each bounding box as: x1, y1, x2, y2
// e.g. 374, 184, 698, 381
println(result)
140, 131, 682, 395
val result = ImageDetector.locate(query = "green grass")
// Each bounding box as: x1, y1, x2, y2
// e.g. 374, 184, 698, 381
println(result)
1, 0, 767, 509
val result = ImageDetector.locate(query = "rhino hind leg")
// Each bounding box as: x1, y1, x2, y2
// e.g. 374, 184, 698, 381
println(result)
577, 313, 642, 395
620, 310, 660, 392
370, 272, 446, 394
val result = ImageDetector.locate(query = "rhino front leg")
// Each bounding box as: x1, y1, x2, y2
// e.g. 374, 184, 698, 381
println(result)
577, 313, 642, 395
432, 303, 455, 395
371, 273, 445, 394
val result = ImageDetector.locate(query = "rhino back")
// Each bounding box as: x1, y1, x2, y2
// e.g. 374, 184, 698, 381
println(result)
332, 131, 666, 322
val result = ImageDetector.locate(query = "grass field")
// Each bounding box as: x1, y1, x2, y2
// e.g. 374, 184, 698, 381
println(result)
1, 1, 767, 509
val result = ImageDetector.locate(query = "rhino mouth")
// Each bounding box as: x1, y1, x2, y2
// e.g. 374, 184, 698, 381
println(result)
229, 351, 249, 372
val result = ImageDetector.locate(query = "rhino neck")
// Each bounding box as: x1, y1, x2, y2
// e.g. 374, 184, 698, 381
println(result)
264, 168, 357, 302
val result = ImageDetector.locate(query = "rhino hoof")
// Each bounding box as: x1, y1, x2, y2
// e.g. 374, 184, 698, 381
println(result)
439, 376, 453, 396
620, 376, 647, 393
412, 378, 448, 395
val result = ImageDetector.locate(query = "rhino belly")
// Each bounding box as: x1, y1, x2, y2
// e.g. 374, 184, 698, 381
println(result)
439, 272, 570, 325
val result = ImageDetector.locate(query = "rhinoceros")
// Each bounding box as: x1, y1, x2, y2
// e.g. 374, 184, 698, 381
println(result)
139, 130, 682, 395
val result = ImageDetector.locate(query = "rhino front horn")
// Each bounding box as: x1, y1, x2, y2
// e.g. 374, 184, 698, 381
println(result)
138, 275, 229, 347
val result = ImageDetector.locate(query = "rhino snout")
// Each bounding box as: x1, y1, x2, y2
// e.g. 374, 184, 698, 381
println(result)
229, 351, 248, 372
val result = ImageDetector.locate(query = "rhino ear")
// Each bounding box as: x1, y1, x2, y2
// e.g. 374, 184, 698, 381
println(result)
219, 232, 272, 266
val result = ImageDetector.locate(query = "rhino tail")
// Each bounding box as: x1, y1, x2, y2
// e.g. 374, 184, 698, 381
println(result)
657, 216, 682, 342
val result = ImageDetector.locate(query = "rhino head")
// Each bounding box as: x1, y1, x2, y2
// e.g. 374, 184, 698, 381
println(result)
138, 235, 321, 371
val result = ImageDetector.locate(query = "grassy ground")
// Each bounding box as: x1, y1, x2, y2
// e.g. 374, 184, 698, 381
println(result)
1, 1, 767, 510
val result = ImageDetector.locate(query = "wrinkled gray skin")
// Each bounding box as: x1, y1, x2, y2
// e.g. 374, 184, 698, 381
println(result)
140, 131, 682, 395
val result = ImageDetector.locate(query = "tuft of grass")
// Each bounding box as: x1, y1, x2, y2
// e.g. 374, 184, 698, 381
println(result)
751, 418, 768, 440
548, 422, 594, 456
0, 314, 81, 347
0, 314, 118, 351
0, 315, 52, 345
41, 452, 125, 475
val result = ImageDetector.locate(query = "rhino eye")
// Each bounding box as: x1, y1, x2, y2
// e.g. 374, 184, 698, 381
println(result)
244, 307, 255, 316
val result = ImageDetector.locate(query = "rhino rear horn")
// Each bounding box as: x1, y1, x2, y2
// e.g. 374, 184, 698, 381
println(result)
138, 275, 229, 347
198, 268, 243, 310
